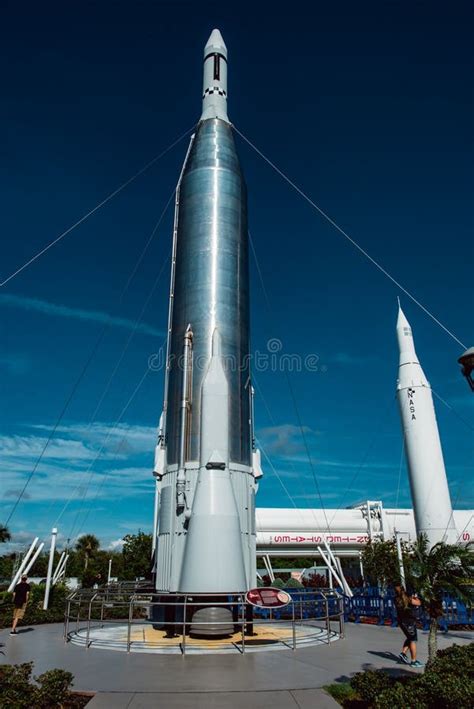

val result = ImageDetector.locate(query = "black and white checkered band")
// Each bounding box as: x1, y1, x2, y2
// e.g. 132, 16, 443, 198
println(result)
203, 86, 227, 98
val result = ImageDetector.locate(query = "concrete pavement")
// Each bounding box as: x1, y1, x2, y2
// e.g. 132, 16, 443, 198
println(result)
1, 622, 471, 708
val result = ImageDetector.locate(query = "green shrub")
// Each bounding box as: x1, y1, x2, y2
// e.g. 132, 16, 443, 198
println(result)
350, 670, 392, 704
324, 681, 360, 705
0, 584, 69, 629
284, 577, 304, 588
415, 670, 473, 708
375, 673, 473, 709
351, 642, 474, 709
0, 663, 75, 708
375, 682, 423, 709
428, 641, 474, 677
35, 668, 74, 708
0, 662, 36, 708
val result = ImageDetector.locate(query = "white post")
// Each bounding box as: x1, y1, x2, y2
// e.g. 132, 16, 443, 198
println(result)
8, 538, 39, 592
107, 558, 112, 584
335, 556, 353, 598
52, 551, 65, 584
43, 527, 57, 610
323, 540, 353, 597
318, 547, 344, 590
53, 553, 68, 585
61, 554, 69, 581
395, 530, 406, 588
366, 501, 374, 539
359, 551, 364, 581
262, 554, 275, 582
23, 542, 45, 576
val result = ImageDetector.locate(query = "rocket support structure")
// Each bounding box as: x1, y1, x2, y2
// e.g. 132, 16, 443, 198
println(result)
396, 305, 457, 547
153, 30, 262, 607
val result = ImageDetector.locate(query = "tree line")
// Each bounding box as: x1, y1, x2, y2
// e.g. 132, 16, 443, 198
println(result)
0, 530, 153, 588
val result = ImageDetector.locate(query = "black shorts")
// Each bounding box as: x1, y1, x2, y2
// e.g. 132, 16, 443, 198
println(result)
399, 621, 417, 642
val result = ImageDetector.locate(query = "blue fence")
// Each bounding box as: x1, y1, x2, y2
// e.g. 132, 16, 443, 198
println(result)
264, 588, 473, 630
342, 589, 473, 630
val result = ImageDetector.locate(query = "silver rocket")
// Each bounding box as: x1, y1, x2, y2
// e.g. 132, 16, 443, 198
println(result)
153, 30, 262, 600
396, 304, 457, 547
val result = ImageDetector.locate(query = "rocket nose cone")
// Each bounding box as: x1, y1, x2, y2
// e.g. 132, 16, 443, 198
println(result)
204, 28, 227, 57
396, 302, 420, 369
397, 303, 411, 332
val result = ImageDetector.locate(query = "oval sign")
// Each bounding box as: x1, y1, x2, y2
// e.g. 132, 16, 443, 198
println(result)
246, 587, 291, 608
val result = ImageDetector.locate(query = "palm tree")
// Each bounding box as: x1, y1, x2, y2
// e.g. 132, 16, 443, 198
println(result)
0, 525, 11, 543
410, 535, 474, 662
361, 538, 409, 590
75, 534, 100, 571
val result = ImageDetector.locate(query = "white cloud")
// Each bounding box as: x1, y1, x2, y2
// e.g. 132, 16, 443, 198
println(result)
0, 293, 164, 337
0, 461, 153, 504
31, 422, 157, 454
108, 538, 124, 551
314, 458, 399, 471
0, 421, 156, 510
258, 423, 321, 457
0, 353, 31, 375
0, 434, 98, 461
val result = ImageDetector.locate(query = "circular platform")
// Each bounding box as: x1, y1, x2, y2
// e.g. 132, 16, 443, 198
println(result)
68, 621, 340, 654
64, 585, 346, 655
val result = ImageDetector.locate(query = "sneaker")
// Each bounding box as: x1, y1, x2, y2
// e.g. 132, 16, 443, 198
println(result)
398, 652, 409, 664
9, 630, 17, 636
410, 660, 424, 668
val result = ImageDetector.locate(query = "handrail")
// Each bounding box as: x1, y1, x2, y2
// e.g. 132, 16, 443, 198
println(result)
63, 586, 344, 652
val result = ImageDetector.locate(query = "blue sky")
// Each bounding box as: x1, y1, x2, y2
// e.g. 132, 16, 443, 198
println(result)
1, 1, 472, 550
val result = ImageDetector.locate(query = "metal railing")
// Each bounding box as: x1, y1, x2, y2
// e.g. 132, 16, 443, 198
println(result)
64, 586, 344, 655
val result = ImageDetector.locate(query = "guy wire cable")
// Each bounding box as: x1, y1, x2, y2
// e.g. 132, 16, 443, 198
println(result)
235, 125, 467, 350
5, 189, 175, 528
1, 126, 195, 287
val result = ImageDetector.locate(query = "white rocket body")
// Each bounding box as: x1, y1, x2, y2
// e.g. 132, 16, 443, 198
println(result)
179, 330, 247, 592
396, 305, 457, 547
201, 29, 228, 122
153, 30, 259, 601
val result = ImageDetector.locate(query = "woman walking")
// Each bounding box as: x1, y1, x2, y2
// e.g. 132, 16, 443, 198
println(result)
394, 585, 424, 668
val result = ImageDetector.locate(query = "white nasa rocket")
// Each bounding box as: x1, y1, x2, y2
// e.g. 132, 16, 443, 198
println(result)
396, 304, 457, 547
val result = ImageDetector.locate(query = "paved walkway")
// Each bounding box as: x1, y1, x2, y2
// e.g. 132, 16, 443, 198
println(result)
1, 623, 471, 708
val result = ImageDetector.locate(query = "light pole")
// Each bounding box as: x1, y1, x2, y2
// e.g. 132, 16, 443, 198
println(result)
458, 347, 474, 392
43, 527, 57, 610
